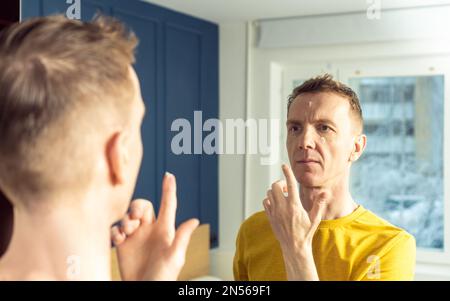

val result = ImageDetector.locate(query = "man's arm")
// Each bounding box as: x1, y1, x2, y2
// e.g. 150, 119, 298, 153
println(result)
263, 164, 326, 281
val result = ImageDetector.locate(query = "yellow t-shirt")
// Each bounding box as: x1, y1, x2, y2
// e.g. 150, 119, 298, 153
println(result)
233, 205, 416, 281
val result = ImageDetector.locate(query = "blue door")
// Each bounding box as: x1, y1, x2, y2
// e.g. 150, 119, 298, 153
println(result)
21, 0, 219, 247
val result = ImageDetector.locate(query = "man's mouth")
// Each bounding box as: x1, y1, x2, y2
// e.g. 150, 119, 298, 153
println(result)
297, 159, 320, 165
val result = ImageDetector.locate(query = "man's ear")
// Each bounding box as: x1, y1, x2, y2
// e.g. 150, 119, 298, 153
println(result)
350, 134, 367, 162
106, 132, 129, 185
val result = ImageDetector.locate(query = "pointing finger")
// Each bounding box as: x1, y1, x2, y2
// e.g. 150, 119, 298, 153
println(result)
282, 164, 299, 201
158, 172, 177, 227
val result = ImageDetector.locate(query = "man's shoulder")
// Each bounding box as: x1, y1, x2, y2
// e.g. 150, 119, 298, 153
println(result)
238, 210, 272, 238
354, 206, 415, 244
357, 207, 404, 229
241, 210, 269, 229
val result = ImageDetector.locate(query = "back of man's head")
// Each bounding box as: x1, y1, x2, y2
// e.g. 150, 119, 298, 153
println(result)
0, 15, 138, 208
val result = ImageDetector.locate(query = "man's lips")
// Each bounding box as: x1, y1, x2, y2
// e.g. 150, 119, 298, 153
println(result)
297, 159, 320, 164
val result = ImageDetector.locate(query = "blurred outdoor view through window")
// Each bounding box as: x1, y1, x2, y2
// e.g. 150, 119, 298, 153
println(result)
349, 76, 444, 250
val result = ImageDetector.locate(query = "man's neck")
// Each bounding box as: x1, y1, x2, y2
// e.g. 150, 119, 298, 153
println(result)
0, 201, 112, 280
300, 175, 358, 221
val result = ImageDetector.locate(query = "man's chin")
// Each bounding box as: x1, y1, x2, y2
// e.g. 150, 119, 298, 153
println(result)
296, 173, 322, 188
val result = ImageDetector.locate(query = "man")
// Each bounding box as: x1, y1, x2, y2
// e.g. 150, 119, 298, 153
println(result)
234, 75, 416, 281
0, 15, 198, 280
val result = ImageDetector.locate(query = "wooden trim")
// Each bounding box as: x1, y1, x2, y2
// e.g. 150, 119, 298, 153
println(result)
178, 224, 210, 280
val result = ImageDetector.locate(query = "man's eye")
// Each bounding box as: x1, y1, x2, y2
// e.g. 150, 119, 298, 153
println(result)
289, 125, 300, 133
318, 124, 331, 132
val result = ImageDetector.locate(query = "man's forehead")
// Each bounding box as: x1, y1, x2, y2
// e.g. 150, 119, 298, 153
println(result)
288, 92, 351, 120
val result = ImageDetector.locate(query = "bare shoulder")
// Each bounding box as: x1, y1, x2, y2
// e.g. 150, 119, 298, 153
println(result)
0, 265, 56, 281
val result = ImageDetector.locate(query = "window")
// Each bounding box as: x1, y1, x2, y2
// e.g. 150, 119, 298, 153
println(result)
349, 76, 444, 250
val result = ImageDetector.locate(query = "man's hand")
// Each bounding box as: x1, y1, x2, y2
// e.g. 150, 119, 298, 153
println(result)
262, 164, 327, 280
111, 172, 199, 281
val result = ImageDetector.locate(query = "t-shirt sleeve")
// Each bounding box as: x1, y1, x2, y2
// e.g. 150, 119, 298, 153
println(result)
233, 224, 249, 281
362, 232, 416, 281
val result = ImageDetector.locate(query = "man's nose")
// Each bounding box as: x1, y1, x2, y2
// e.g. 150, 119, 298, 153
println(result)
298, 126, 316, 150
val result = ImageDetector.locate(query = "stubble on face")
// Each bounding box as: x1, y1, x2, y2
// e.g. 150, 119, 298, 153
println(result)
286, 92, 357, 188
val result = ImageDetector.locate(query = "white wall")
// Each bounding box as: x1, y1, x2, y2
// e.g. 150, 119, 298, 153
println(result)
210, 22, 247, 280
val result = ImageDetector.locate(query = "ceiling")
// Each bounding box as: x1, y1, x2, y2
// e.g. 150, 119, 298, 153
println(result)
144, 0, 450, 23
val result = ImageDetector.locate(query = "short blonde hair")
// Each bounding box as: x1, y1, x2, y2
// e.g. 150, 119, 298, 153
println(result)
288, 74, 364, 133
0, 15, 138, 205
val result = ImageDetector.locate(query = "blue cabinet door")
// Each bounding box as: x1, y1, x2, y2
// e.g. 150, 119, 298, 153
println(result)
163, 8, 219, 246
21, 0, 219, 247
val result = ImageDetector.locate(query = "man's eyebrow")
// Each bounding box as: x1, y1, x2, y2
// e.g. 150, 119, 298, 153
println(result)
286, 118, 338, 127
315, 118, 337, 128
286, 119, 302, 126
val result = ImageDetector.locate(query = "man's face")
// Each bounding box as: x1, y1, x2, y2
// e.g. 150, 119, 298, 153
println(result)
286, 92, 359, 188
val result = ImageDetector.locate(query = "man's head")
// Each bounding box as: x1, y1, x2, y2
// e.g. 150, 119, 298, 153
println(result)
286, 74, 366, 188
0, 15, 145, 222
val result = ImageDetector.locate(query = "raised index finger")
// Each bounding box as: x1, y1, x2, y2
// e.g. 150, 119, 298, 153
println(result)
158, 172, 177, 227
282, 164, 298, 199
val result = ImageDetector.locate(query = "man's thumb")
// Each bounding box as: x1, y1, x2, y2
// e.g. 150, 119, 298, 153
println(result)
309, 199, 326, 229
171, 219, 200, 257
